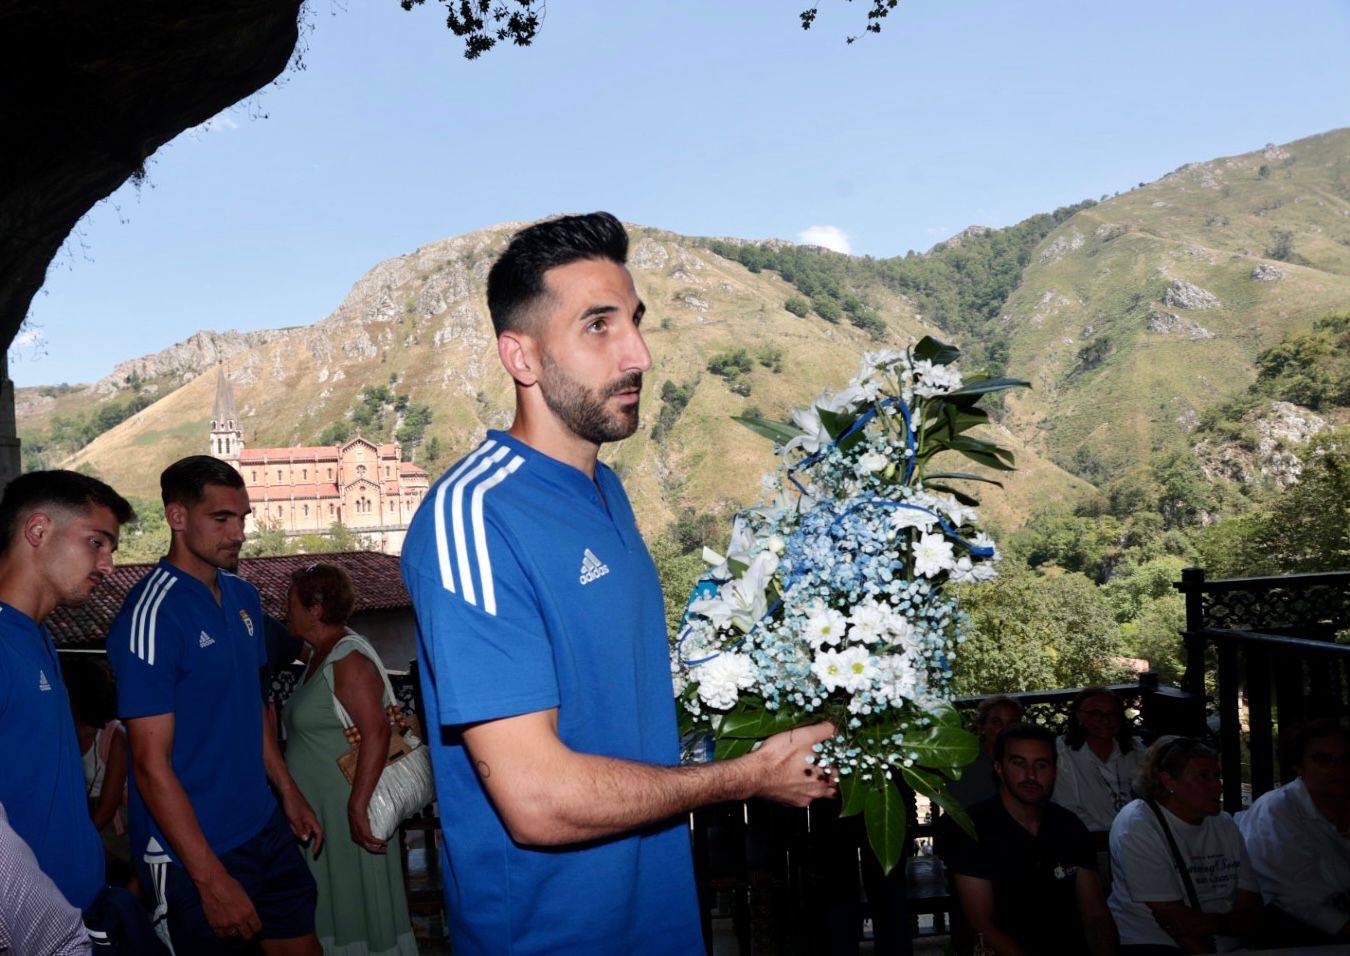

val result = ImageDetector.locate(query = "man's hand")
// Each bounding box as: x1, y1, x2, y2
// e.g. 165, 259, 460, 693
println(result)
348, 797, 389, 855
196, 869, 263, 941
281, 786, 324, 858
743, 721, 838, 807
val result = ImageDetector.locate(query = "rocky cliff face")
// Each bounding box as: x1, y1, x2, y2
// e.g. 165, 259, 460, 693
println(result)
94, 329, 295, 395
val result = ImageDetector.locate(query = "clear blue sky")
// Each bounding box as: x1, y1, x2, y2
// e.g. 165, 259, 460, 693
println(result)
12, 0, 1349, 386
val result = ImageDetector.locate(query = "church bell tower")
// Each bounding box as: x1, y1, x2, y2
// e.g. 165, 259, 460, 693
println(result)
209, 363, 244, 466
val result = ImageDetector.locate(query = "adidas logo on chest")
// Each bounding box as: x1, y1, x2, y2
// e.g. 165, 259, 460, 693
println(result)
38, 669, 51, 692
579, 548, 610, 585
198, 631, 216, 648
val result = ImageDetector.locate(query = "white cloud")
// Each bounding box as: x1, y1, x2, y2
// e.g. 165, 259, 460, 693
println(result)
12, 328, 44, 349
187, 112, 240, 138
797, 225, 852, 254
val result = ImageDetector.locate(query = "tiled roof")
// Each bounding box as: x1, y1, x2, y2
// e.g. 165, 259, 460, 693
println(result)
48, 551, 411, 649
240, 447, 341, 462
399, 463, 428, 476
249, 483, 341, 500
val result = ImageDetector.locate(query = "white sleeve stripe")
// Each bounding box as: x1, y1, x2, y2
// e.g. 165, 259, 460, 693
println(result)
143, 577, 176, 667
472, 455, 524, 617
451, 445, 511, 606
130, 569, 170, 661
434, 440, 497, 593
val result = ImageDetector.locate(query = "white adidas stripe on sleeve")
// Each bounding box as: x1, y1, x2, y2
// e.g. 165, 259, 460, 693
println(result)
434, 440, 497, 594
471, 456, 525, 616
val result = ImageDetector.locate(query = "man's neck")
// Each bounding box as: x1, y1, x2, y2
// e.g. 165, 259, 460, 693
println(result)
0, 562, 53, 624
507, 414, 600, 478
999, 788, 1045, 836
165, 545, 222, 601
1086, 737, 1116, 761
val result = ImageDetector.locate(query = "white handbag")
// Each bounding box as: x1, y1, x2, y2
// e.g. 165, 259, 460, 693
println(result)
322, 633, 435, 841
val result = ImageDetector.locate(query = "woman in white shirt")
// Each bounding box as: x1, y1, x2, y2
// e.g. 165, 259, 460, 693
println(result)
1108, 736, 1262, 954
1238, 719, 1350, 946
1054, 688, 1143, 847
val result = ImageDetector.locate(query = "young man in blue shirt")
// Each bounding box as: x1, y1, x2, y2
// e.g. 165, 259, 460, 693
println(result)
107, 456, 322, 955
0, 470, 133, 913
402, 212, 838, 956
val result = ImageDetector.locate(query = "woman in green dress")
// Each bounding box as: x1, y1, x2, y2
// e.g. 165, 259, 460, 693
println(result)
282, 563, 418, 956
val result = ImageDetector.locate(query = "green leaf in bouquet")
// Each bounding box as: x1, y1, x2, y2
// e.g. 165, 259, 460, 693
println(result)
902, 723, 980, 775
921, 483, 981, 507
901, 765, 976, 841
815, 406, 856, 442
947, 437, 1016, 472
714, 736, 757, 761
837, 772, 868, 819
715, 701, 801, 739
928, 702, 966, 728
922, 472, 1005, 489
912, 336, 962, 366
863, 777, 908, 875
732, 415, 804, 446
943, 376, 1031, 401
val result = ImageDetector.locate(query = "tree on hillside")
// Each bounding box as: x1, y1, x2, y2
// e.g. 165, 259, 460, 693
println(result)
951, 563, 1124, 695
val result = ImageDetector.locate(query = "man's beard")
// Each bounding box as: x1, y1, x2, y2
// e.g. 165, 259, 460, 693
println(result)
538, 352, 642, 445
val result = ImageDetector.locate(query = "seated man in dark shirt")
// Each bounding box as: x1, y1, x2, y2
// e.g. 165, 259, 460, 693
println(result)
945, 723, 1119, 956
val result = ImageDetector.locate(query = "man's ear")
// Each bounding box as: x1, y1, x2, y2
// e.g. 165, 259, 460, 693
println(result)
22, 512, 52, 549
498, 331, 539, 387
165, 502, 187, 533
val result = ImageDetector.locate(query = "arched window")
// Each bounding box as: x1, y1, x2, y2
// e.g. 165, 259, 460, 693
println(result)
277, 469, 283, 481
329, 503, 335, 516
303, 504, 309, 517
276, 505, 283, 517
302, 468, 307, 480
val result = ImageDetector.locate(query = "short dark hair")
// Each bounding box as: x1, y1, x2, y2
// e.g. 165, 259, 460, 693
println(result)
994, 723, 1057, 764
1279, 718, 1350, 774
62, 655, 118, 728
1064, 686, 1136, 754
290, 563, 356, 625
486, 212, 629, 336
160, 455, 245, 507
0, 470, 134, 555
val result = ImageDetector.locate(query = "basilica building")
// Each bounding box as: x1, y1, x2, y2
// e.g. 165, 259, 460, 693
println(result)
209, 368, 429, 553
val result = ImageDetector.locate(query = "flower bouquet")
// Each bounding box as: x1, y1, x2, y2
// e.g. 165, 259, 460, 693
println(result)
672, 336, 1027, 872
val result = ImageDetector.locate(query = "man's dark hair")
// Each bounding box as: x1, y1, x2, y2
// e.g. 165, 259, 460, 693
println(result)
994, 723, 1057, 765
486, 212, 629, 336
160, 455, 245, 507
1279, 718, 1350, 774
0, 470, 134, 555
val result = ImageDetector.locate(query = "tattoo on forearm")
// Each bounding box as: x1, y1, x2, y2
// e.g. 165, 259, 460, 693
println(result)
476, 759, 491, 779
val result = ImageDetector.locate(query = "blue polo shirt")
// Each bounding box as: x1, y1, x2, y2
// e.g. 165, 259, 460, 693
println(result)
402, 430, 702, 956
0, 603, 104, 909
105, 560, 274, 864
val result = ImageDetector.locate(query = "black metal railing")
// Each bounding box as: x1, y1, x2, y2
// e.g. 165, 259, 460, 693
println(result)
1176, 567, 1350, 812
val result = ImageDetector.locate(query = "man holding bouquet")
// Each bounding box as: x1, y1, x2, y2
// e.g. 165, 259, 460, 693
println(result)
402, 212, 837, 955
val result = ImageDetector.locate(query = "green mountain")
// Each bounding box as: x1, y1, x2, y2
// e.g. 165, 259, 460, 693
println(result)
17, 128, 1350, 542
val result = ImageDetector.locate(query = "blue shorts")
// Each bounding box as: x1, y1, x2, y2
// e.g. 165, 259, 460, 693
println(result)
141, 808, 316, 953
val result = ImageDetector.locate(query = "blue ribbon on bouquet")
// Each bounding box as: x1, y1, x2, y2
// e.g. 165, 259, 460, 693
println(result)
786, 395, 917, 495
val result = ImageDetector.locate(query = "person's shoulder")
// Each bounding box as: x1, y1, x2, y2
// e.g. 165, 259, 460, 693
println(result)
967, 794, 1005, 829
1112, 798, 1150, 830
1045, 799, 1091, 832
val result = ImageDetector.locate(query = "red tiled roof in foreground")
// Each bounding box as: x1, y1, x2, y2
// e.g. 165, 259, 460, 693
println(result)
48, 551, 411, 648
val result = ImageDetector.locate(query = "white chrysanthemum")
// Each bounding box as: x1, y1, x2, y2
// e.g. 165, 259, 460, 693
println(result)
847, 601, 889, 645
882, 610, 917, 649
912, 359, 964, 398
804, 607, 849, 649
930, 492, 979, 528
812, 645, 872, 693
874, 654, 919, 706
947, 555, 978, 583
912, 533, 955, 578
889, 506, 939, 533
856, 450, 888, 474
693, 652, 758, 710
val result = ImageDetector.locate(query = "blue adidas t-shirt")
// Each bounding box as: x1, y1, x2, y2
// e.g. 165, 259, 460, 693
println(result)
105, 560, 275, 863
0, 603, 104, 909
402, 430, 703, 956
